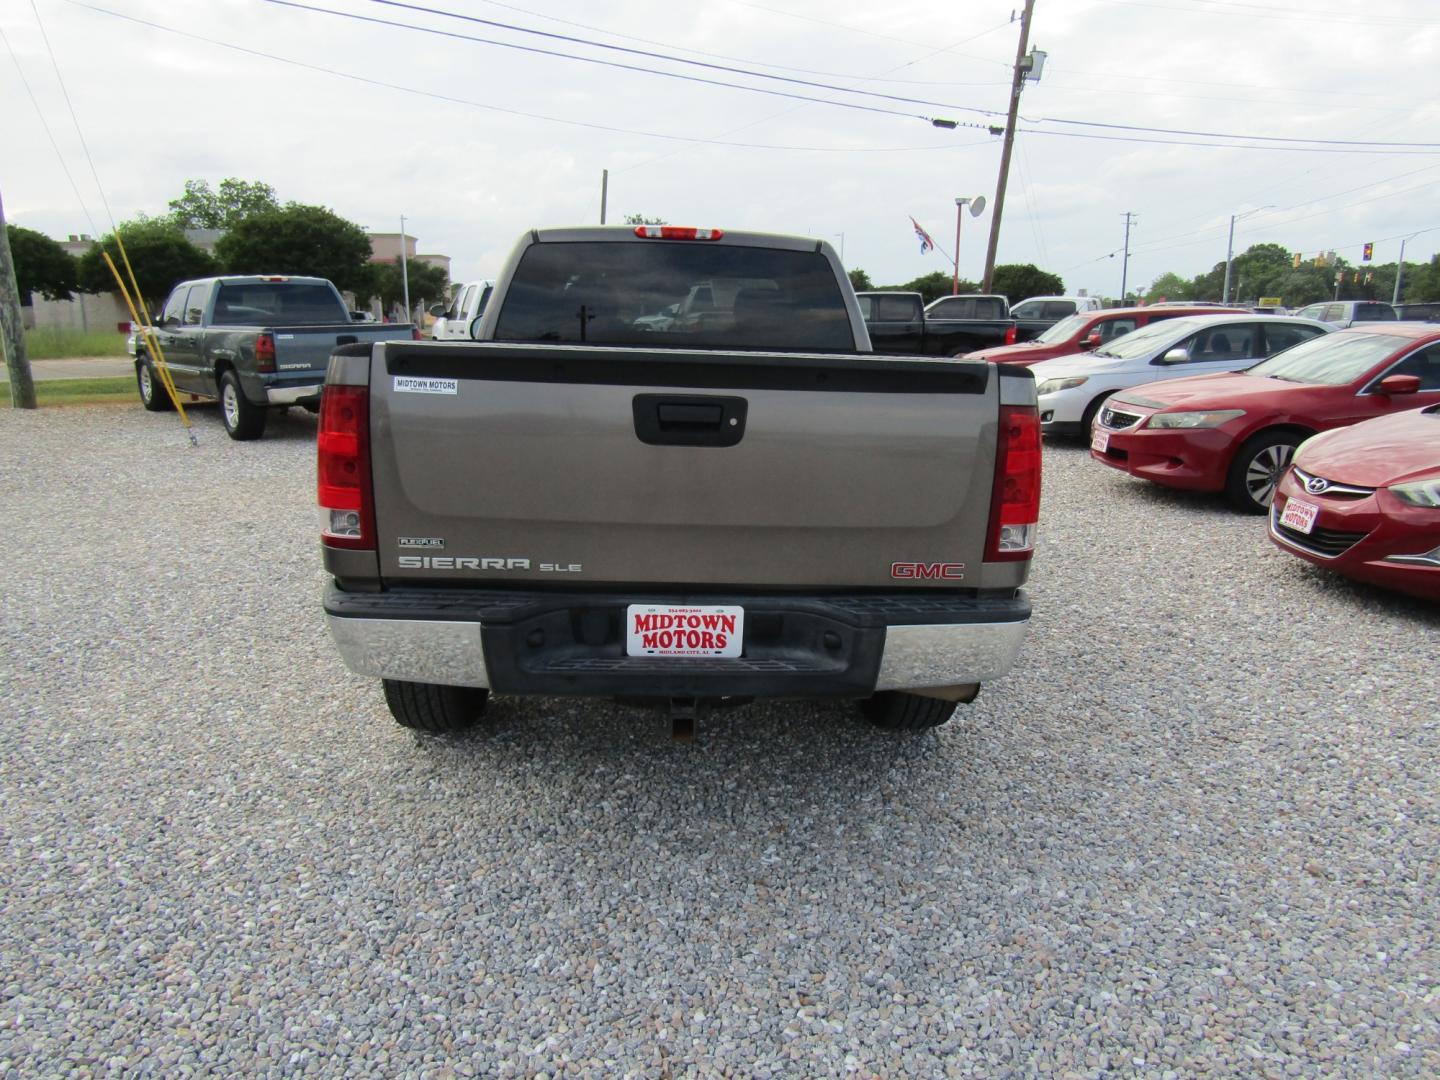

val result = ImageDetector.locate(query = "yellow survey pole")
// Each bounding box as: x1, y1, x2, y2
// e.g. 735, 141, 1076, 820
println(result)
102, 250, 196, 445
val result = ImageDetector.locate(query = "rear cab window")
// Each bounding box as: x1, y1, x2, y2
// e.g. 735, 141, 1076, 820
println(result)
493, 241, 857, 351
1353, 303, 1397, 322
212, 282, 347, 326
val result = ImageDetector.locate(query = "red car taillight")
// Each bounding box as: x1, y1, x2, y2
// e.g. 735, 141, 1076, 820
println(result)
985, 404, 1041, 561
1004, 325, 1017, 346
254, 333, 276, 373
317, 384, 374, 551
412, 327, 422, 340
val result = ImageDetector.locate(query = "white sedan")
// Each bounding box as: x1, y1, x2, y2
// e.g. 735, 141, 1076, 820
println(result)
1029, 313, 1331, 437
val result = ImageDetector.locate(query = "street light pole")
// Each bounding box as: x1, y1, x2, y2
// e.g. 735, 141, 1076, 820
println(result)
1221, 214, 1237, 304
952, 198, 971, 294
399, 214, 411, 322
1120, 211, 1136, 303
1222, 206, 1273, 304
1394, 235, 1411, 305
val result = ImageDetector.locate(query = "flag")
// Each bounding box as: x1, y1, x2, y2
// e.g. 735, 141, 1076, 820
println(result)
910, 216, 936, 255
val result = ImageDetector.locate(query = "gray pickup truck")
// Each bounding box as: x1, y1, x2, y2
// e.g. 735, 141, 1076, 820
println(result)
135, 274, 416, 440
319, 226, 1039, 737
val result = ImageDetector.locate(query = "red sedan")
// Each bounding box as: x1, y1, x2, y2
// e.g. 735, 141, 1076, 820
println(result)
1089, 324, 1440, 512
1268, 405, 1440, 601
968, 304, 1245, 366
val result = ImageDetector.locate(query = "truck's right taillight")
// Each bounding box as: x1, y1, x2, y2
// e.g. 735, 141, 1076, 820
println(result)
1004, 325, 1017, 345
317, 384, 375, 550
985, 404, 1041, 561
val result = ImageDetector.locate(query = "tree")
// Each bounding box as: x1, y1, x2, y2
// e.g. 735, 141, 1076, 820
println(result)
847, 268, 873, 292
1144, 272, 1193, 303
168, 178, 280, 230
990, 264, 1064, 302
6, 224, 77, 302
216, 203, 373, 293
359, 260, 450, 310
887, 270, 974, 305
76, 217, 218, 310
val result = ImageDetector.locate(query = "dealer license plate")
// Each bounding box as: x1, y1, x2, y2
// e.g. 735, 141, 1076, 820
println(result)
626, 605, 744, 658
1091, 428, 1110, 453
1279, 497, 1319, 535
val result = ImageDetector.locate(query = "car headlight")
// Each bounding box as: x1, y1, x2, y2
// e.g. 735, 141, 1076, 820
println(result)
1145, 409, 1246, 430
1036, 376, 1088, 395
1391, 479, 1440, 508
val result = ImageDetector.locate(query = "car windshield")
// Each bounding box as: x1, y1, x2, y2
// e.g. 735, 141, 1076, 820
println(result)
1245, 332, 1401, 384
1035, 313, 1088, 343
1090, 318, 1201, 359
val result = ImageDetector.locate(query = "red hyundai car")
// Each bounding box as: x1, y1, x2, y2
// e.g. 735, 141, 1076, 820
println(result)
1089, 324, 1440, 512
968, 304, 1245, 366
1268, 405, 1440, 601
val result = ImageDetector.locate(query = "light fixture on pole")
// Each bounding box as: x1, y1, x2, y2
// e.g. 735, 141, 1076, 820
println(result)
1221, 206, 1273, 304
951, 195, 987, 295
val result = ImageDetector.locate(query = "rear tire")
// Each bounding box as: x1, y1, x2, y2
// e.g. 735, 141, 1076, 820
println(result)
136, 358, 174, 412
859, 691, 959, 731
1225, 430, 1300, 514
219, 369, 267, 441
382, 679, 490, 734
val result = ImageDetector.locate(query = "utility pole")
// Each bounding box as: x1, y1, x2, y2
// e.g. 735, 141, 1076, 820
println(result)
398, 214, 411, 323
1120, 211, 1136, 303
982, 0, 1038, 292
0, 188, 38, 409
600, 169, 608, 225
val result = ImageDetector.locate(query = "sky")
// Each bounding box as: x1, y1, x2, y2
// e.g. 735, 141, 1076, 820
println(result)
4, 0, 1439, 300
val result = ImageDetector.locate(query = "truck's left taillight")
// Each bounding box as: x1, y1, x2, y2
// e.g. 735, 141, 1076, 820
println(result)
984, 404, 1041, 561
318, 384, 375, 550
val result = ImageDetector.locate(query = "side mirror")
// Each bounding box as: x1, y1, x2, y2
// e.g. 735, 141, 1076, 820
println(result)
351, 311, 367, 322
428, 303, 446, 317
1080, 333, 1102, 349
1161, 347, 1190, 364
1377, 374, 1421, 395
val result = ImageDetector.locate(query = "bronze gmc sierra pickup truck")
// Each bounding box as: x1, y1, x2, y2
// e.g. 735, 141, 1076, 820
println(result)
319, 225, 1039, 736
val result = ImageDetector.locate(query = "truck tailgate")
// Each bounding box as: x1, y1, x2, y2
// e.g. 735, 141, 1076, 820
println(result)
270, 325, 415, 373
369, 342, 998, 589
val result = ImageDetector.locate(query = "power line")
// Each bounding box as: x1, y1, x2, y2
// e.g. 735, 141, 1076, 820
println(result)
63, 1, 993, 153
262, 0, 965, 124
0, 22, 99, 236
281, 0, 1440, 151
1012, 126, 1440, 155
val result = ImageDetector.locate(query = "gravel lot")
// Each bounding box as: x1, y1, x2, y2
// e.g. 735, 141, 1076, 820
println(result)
2, 401, 1437, 1079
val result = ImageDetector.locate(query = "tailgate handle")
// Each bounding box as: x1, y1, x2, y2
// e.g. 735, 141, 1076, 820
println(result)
658, 403, 722, 427
336, 334, 358, 346
633, 394, 747, 447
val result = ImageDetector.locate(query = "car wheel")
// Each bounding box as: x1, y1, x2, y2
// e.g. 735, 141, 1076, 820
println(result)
859, 691, 958, 731
1225, 430, 1300, 514
382, 679, 490, 733
136, 358, 173, 412
219, 369, 267, 441
1080, 392, 1115, 438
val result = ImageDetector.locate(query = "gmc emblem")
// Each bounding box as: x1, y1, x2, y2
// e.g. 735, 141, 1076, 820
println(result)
891, 561, 966, 580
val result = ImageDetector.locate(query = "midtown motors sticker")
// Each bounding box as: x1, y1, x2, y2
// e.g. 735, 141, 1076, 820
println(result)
626, 605, 744, 657
393, 376, 458, 395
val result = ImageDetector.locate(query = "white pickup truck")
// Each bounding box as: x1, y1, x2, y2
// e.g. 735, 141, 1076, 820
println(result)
319, 226, 1040, 737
